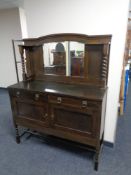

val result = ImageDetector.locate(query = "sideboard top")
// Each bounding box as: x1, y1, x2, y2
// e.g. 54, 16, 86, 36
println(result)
8, 80, 107, 101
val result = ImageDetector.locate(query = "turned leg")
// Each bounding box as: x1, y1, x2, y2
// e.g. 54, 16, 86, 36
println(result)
94, 151, 99, 171
94, 136, 104, 171
15, 124, 20, 144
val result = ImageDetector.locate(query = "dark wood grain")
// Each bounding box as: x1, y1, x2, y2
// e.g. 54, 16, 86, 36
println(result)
8, 33, 111, 171
8, 80, 106, 101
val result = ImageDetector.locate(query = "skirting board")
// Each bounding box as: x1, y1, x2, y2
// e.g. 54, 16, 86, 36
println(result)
0, 87, 7, 89
104, 141, 114, 148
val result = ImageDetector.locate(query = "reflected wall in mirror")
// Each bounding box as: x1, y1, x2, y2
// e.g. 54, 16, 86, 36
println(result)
43, 41, 85, 77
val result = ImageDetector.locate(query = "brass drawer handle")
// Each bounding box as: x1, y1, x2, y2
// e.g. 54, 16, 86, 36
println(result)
43, 113, 48, 119
57, 97, 62, 104
82, 100, 87, 108
35, 94, 39, 100
16, 91, 20, 97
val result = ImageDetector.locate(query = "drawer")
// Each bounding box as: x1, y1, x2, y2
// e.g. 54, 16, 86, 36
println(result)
48, 95, 100, 109
10, 89, 48, 102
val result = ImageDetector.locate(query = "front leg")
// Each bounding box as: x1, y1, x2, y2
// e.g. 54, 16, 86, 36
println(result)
94, 151, 99, 171
15, 124, 20, 144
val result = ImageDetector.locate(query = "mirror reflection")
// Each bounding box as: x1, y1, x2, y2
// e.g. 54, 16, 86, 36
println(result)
43, 41, 84, 77
70, 42, 84, 76
43, 42, 66, 75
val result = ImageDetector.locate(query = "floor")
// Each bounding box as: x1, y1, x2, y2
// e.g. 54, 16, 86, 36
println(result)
0, 85, 131, 175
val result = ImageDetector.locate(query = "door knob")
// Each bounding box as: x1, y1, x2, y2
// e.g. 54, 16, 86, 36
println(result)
35, 94, 39, 100
57, 97, 62, 104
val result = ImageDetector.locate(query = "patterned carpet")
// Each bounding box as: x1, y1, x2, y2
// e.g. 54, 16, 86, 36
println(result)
0, 85, 131, 175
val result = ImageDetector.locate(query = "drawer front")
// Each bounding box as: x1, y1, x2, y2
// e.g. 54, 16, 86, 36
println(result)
10, 89, 48, 103
48, 94, 100, 109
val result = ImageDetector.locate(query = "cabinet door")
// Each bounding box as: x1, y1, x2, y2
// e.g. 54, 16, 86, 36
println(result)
13, 98, 48, 126
50, 104, 98, 138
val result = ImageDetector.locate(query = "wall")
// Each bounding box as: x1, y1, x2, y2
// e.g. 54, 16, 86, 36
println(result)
19, 7, 28, 38
23, 0, 130, 143
0, 8, 22, 87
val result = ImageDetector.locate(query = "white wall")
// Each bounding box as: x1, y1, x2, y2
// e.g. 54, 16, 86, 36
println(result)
0, 8, 22, 87
24, 0, 130, 143
19, 7, 28, 38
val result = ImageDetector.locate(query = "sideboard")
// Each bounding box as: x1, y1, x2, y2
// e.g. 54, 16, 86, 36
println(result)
8, 33, 112, 170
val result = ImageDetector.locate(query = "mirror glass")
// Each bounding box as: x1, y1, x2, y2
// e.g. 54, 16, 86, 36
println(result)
43, 42, 66, 75
43, 41, 85, 77
70, 42, 84, 76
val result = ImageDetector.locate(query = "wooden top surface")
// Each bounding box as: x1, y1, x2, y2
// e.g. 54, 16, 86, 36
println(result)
8, 80, 107, 101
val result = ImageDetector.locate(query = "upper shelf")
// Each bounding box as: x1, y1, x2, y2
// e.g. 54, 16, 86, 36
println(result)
18, 33, 112, 87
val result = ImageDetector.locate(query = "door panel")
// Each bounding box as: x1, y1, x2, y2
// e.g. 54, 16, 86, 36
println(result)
14, 100, 48, 125
50, 104, 97, 137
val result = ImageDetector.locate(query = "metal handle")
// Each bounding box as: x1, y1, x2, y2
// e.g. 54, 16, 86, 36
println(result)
43, 113, 48, 119
82, 100, 87, 108
35, 94, 39, 100
16, 91, 20, 97
57, 97, 62, 104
